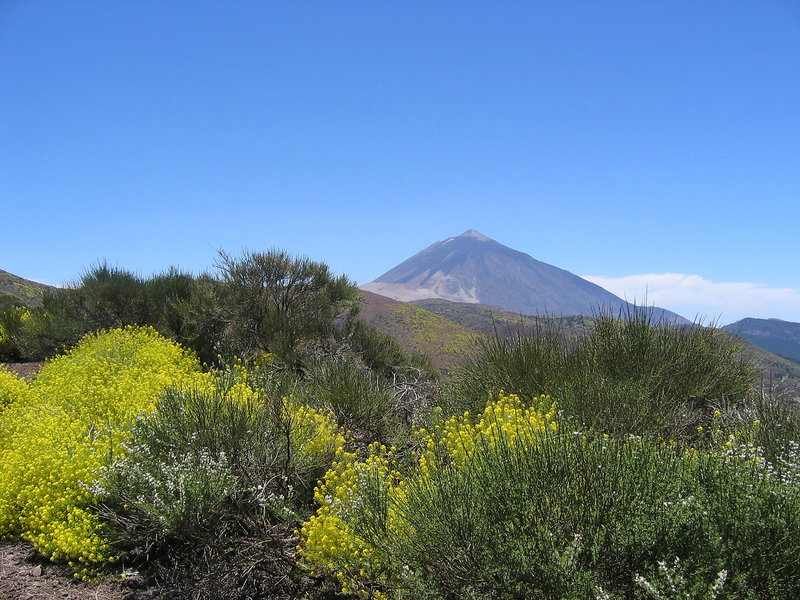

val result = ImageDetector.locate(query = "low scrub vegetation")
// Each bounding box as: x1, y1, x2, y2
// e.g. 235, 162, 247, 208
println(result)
448, 310, 760, 443
300, 393, 800, 599
0, 251, 423, 376
95, 365, 347, 597
1, 250, 799, 599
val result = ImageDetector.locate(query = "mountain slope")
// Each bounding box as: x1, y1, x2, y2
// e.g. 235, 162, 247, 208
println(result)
411, 297, 593, 339
0, 269, 53, 309
362, 230, 689, 324
723, 318, 800, 363
363, 293, 800, 392
358, 290, 477, 370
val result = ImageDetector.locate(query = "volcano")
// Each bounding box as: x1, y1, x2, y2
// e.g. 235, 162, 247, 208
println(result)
361, 229, 689, 324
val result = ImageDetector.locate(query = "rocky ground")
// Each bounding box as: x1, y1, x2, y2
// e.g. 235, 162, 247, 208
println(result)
0, 540, 156, 600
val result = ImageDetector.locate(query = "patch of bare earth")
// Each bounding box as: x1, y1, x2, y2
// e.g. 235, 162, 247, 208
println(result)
1, 363, 45, 380
0, 540, 154, 600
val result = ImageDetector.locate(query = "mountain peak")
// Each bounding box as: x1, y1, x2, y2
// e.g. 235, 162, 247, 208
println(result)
458, 229, 491, 242
361, 231, 689, 324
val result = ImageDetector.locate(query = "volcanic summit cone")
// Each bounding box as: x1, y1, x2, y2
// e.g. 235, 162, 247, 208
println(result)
361, 229, 688, 323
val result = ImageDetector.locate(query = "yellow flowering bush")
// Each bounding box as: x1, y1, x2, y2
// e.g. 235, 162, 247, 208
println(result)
303, 392, 800, 599
299, 444, 403, 596
32, 325, 200, 423
0, 326, 201, 579
299, 392, 558, 597
0, 367, 32, 413
0, 406, 111, 578
284, 397, 347, 466
417, 392, 557, 475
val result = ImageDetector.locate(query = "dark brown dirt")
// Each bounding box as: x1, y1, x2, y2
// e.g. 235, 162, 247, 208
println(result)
0, 540, 155, 600
1, 363, 44, 380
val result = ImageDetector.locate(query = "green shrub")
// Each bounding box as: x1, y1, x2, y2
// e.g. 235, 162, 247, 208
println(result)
0, 305, 52, 360
450, 311, 760, 442
0, 252, 440, 381
298, 351, 398, 443
212, 249, 361, 362
0, 293, 28, 357
290, 336, 437, 446
446, 323, 568, 415
574, 312, 758, 432
0, 264, 204, 361
343, 318, 436, 378
745, 390, 800, 468
299, 393, 800, 599
95, 366, 345, 598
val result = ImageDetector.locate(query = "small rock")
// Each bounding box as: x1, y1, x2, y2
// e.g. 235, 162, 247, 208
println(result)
31, 564, 42, 577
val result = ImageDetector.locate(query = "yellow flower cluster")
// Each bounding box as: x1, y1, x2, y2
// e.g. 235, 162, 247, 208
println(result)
0, 367, 32, 413
283, 398, 346, 463
299, 443, 402, 596
418, 392, 557, 475
299, 393, 558, 597
33, 325, 200, 424
0, 326, 202, 579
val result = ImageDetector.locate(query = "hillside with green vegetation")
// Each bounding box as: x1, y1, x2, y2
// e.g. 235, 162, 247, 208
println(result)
739, 341, 800, 395
412, 297, 592, 338
0, 269, 53, 311
2, 251, 800, 600
359, 293, 477, 369
723, 317, 800, 363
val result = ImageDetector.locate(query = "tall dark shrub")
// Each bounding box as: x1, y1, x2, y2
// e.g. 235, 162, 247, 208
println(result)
213, 249, 361, 362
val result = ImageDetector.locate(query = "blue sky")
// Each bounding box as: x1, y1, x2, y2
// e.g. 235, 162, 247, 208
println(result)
2, 2, 798, 325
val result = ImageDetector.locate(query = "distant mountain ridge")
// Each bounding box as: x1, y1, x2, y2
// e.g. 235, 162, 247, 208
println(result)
361, 230, 690, 324
723, 318, 800, 363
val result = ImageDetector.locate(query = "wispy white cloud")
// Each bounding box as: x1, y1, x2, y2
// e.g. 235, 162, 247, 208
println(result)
582, 273, 800, 325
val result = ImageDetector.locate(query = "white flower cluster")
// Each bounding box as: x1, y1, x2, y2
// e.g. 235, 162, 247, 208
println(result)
633, 557, 727, 600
